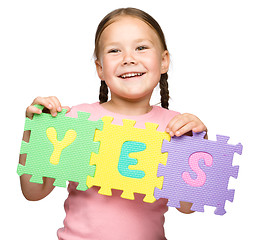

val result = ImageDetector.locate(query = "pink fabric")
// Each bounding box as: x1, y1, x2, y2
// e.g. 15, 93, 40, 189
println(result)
57, 102, 179, 240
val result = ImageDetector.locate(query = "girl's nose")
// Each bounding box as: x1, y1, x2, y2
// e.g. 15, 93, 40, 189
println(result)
122, 52, 137, 65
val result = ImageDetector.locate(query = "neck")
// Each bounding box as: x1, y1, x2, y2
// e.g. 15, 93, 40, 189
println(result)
101, 94, 153, 116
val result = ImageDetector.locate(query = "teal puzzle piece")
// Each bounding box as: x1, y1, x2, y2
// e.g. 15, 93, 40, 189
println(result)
17, 105, 103, 191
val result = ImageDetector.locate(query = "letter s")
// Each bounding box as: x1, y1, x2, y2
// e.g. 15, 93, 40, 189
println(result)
182, 152, 213, 187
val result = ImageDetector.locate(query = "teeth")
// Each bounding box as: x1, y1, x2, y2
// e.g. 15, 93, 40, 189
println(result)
120, 73, 143, 78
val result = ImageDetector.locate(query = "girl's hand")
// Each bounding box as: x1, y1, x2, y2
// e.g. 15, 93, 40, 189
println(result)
26, 96, 71, 119
166, 113, 207, 137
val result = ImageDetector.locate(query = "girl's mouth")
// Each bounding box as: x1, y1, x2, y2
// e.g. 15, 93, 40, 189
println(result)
119, 72, 145, 79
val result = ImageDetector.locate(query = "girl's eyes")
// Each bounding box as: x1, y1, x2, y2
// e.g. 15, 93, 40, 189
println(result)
108, 49, 120, 53
136, 45, 148, 51
107, 46, 148, 54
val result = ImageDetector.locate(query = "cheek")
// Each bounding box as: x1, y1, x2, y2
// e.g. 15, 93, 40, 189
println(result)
147, 60, 163, 82
143, 52, 163, 71
102, 56, 120, 75
101, 61, 113, 78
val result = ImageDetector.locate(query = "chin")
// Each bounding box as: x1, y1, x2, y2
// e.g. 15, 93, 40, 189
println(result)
121, 92, 151, 101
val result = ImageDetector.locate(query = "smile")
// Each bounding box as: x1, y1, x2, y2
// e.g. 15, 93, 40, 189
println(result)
119, 72, 145, 79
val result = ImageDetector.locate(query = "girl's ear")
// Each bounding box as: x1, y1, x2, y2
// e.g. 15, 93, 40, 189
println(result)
95, 60, 104, 80
161, 50, 170, 74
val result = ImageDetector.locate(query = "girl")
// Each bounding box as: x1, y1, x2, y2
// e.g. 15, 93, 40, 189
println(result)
19, 8, 207, 240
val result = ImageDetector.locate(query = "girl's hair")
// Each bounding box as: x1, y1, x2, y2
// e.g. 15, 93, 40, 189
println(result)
94, 7, 170, 109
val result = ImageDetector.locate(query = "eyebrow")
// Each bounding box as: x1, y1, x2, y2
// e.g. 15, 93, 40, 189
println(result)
134, 38, 154, 44
103, 39, 154, 48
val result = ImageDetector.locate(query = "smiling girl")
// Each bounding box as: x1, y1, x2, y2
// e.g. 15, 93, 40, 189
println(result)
19, 8, 207, 240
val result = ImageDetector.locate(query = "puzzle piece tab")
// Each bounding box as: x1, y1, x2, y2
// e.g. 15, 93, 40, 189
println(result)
17, 105, 103, 191
87, 116, 170, 203
154, 131, 242, 215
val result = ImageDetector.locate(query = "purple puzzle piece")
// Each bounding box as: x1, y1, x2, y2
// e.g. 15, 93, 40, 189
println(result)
154, 132, 242, 215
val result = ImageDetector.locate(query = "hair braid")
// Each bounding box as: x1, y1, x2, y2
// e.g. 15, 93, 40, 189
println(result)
159, 73, 169, 109
99, 80, 108, 103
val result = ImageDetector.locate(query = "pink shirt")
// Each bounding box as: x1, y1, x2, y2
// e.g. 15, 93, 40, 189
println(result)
57, 102, 179, 240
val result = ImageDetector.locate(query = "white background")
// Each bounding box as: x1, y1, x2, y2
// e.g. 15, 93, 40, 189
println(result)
1, 0, 257, 239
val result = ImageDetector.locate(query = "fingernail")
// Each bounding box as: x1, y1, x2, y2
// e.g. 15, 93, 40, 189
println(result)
170, 131, 174, 137
49, 104, 52, 109
58, 107, 62, 111
166, 128, 170, 132
176, 131, 180, 136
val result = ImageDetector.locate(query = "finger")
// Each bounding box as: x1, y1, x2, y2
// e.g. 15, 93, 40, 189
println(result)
62, 106, 71, 113
168, 115, 191, 136
165, 114, 182, 136
49, 96, 62, 112
34, 97, 61, 117
26, 105, 42, 119
174, 121, 196, 136
192, 124, 207, 133
45, 97, 60, 117
32, 97, 55, 112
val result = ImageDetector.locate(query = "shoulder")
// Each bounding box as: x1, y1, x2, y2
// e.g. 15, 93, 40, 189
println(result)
147, 106, 180, 131
152, 105, 180, 120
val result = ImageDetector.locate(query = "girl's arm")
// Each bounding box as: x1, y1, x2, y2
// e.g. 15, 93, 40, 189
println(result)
166, 113, 208, 214
177, 201, 195, 214
19, 97, 70, 201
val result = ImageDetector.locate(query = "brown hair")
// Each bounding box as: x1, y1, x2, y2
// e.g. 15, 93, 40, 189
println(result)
94, 7, 170, 109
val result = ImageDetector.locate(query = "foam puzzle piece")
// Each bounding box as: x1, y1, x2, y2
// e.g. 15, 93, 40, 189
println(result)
154, 131, 243, 215
17, 105, 103, 191
17, 106, 243, 213
87, 116, 170, 203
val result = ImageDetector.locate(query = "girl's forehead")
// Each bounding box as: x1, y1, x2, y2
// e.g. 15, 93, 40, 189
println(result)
104, 16, 153, 33
100, 16, 161, 45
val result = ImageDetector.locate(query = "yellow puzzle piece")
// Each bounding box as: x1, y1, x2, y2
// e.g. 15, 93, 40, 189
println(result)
87, 116, 170, 203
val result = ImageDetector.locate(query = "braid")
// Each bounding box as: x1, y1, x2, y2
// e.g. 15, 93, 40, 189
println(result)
99, 80, 108, 103
159, 73, 169, 109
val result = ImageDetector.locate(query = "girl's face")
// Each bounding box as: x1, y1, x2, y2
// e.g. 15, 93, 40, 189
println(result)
95, 16, 169, 102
